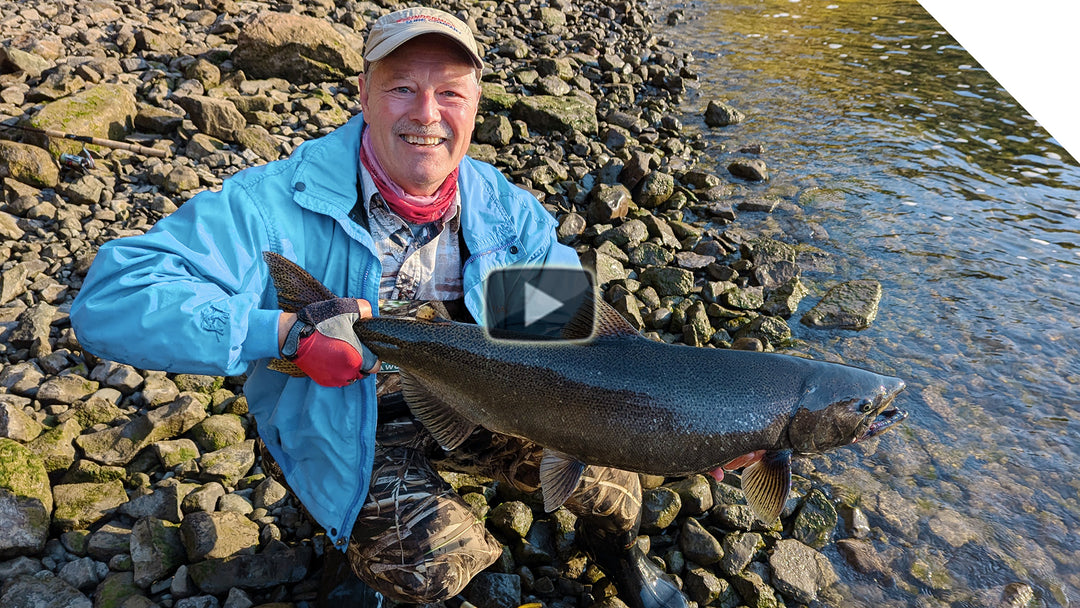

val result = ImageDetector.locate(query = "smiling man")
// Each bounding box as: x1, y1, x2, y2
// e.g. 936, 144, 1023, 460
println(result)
71, 7, 688, 608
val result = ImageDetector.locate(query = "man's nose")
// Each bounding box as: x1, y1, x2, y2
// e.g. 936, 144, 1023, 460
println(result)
411, 89, 440, 124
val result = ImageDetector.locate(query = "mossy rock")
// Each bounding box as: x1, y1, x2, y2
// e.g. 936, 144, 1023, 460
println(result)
28, 83, 137, 157
0, 438, 52, 513
0, 140, 59, 189
186, 414, 246, 452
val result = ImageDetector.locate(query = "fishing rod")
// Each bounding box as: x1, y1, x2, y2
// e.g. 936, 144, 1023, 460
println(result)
0, 122, 170, 158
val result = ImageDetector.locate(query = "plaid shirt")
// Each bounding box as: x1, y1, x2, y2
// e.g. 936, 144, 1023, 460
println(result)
358, 165, 465, 302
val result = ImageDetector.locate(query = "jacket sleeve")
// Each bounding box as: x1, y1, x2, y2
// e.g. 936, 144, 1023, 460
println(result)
70, 176, 283, 376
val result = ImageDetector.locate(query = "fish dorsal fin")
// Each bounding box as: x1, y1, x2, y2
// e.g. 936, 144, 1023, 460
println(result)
263, 252, 337, 312
539, 449, 586, 512
561, 294, 640, 341
400, 373, 477, 450
741, 449, 792, 525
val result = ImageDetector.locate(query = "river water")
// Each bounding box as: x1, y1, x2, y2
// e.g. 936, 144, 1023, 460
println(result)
657, 0, 1080, 605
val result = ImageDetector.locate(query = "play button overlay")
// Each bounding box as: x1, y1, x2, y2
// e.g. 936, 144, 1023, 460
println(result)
483, 265, 595, 340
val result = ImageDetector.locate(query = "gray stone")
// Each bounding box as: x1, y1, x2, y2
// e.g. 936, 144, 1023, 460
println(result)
51, 481, 128, 533
684, 566, 736, 607
719, 532, 763, 576
187, 414, 246, 453
728, 158, 769, 182
174, 95, 245, 142
801, 279, 883, 330
58, 556, 108, 591
130, 516, 185, 588
679, 517, 723, 566
0, 402, 44, 442
180, 511, 259, 561
634, 171, 675, 209
10, 303, 56, 355
0, 573, 92, 608
87, 522, 133, 562
76, 395, 208, 466
29, 84, 137, 158
741, 237, 800, 291
152, 438, 201, 469
0, 362, 44, 397
665, 475, 713, 517
251, 478, 287, 511
464, 572, 522, 608
512, 95, 598, 135
216, 492, 253, 515
36, 375, 100, 406
836, 538, 894, 585
27, 419, 81, 474
639, 267, 694, 298
588, 184, 632, 224
187, 545, 312, 594
120, 480, 196, 523
182, 483, 226, 514
579, 250, 626, 287
762, 277, 809, 318
769, 538, 838, 604
704, 100, 745, 127
233, 12, 363, 84
0, 440, 52, 557
197, 439, 255, 487
0, 141, 60, 189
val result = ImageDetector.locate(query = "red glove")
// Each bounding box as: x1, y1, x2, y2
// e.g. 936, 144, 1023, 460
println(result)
280, 298, 377, 387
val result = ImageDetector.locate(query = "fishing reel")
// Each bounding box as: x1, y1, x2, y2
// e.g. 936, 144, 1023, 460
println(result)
58, 146, 95, 173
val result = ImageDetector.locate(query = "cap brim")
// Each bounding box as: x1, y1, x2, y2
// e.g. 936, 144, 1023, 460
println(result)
364, 30, 483, 69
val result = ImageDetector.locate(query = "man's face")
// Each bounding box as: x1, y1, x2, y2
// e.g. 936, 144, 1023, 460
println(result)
359, 35, 480, 196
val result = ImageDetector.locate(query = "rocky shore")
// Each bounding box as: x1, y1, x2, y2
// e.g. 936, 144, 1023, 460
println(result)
0, 1, 897, 607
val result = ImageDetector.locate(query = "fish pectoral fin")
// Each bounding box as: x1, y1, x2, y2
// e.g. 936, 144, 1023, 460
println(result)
400, 373, 477, 450
267, 358, 309, 378
741, 449, 792, 525
539, 449, 586, 512
263, 252, 338, 312
561, 293, 642, 340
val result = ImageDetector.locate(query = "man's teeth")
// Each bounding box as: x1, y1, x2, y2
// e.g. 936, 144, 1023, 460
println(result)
401, 135, 444, 145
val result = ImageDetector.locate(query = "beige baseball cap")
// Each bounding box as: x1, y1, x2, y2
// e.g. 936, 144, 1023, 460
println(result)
364, 7, 483, 70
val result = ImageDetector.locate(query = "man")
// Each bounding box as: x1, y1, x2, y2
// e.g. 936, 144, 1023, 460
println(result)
71, 7, 688, 608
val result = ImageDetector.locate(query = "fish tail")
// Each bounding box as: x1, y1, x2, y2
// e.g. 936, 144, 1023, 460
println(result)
262, 251, 338, 313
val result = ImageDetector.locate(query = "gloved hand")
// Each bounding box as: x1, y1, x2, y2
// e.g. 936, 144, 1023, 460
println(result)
279, 298, 378, 387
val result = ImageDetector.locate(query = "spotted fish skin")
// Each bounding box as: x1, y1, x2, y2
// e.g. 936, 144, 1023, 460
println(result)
263, 252, 907, 522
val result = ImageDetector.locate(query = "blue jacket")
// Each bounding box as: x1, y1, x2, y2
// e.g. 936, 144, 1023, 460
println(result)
70, 114, 580, 548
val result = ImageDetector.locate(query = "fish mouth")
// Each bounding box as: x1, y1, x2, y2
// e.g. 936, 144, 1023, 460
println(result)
859, 406, 908, 441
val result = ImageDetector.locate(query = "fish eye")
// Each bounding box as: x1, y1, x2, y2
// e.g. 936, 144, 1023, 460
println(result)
857, 399, 875, 414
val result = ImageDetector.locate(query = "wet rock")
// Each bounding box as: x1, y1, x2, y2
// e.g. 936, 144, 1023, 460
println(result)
835, 538, 894, 585
682, 301, 713, 347
0, 140, 60, 189
0, 439, 52, 557
720, 532, 763, 576
580, 249, 626, 287
634, 171, 675, 209
999, 582, 1036, 608
791, 489, 837, 549
29, 84, 137, 157
51, 480, 128, 533
762, 277, 808, 318
728, 158, 769, 182
684, 566, 738, 607
186, 545, 312, 594
180, 510, 260, 561
769, 538, 838, 603
723, 285, 764, 310
679, 517, 723, 566
130, 516, 185, 588
741, 237, 800, 291
800, 279, 882, 330
730, 563, 779, 608
76, 395, 208, 466
736, 195, 781, 212
0, 573, 92, 608
704, 100, 745, 127
233, 12, 363, 84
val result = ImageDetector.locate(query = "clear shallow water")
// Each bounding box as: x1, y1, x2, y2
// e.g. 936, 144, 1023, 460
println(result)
659, 0, 1080, 605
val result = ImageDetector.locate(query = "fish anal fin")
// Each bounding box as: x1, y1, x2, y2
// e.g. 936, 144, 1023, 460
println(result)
400, 373, 477, 450
267, 358, 308, 378
741, 449, 792, 525
539, 449, 586, 512
263, 251, 338, 312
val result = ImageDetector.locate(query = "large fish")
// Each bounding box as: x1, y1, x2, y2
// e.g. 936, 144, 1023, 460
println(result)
264, 252, 907, 523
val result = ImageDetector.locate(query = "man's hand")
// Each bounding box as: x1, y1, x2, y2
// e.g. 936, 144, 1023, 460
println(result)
278, 298, 378, 387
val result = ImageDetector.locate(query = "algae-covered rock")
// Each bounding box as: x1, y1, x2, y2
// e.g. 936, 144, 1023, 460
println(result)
0, 140, 59, 188
232, 11, 363, 84
130, 516, 185, 588
186, 414, 246, 453
801, 279, 882, 330
512, 94, 598, 135
0, 438, 52, 556
792, 489, 838, 550
27, 419, 82, 474
28, 83, 137, 157
51, 480, 128, 533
